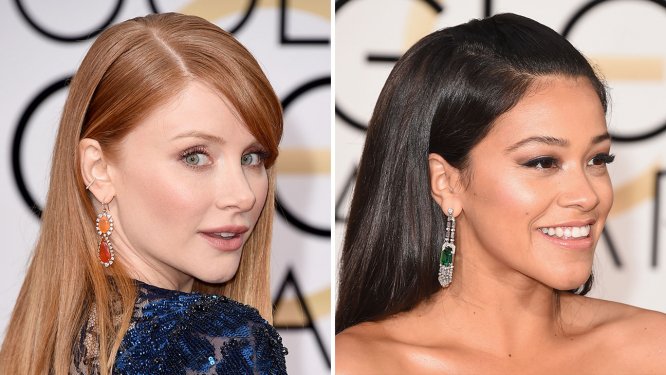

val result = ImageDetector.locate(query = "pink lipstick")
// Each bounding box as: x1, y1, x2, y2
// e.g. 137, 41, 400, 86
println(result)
199, 226, 248, 252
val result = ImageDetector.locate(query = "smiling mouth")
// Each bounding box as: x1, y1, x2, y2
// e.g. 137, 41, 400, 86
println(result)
539, 225, 591, 239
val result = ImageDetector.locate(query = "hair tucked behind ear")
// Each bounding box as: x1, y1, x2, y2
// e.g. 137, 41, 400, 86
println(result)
336, 13, 606, 334
0, 13, 282, 374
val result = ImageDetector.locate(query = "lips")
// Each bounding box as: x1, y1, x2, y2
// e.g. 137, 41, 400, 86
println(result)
199, 226, 248, 252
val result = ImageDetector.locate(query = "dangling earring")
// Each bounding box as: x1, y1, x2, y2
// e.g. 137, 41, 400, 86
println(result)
96, 203, 115, 267
438, 208, 456, 287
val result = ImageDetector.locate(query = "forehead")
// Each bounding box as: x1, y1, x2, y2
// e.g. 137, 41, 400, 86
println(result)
127, 81, 254, 143
160, 82, 243, 128
484, 76, 607, 146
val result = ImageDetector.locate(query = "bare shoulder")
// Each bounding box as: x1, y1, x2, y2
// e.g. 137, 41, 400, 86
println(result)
335, 321, 402, 375
599, 299, 666, 371
564, 294, 666, 330
562, 294, 666, 370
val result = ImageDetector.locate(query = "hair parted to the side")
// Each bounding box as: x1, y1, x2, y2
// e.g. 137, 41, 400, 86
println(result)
335, 13, 607, 334
0, 13, 282, 375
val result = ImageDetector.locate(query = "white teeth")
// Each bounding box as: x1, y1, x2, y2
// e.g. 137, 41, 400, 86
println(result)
572, 227, 581, 237
539, 225, 591, 239
215, 232, 235, 239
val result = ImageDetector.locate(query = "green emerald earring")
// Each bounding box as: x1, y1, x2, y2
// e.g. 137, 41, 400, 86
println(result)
438, 208, 456, 287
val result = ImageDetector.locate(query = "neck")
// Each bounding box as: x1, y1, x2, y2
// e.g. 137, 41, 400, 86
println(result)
110, 229, 194, 292
417, 245, 564, 356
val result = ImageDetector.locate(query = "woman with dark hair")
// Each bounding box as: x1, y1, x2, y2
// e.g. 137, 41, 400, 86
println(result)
336, 13, 666, 373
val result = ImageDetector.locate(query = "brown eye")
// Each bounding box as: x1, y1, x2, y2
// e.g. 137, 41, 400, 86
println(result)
523, 157, 558, 169
587, 153, 615, 167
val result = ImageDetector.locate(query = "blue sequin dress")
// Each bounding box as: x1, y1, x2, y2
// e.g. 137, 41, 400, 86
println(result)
71, 281, 288, 374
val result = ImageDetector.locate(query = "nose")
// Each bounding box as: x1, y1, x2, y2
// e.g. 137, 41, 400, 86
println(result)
556, 167, 600, 211
215, 164, 256, 212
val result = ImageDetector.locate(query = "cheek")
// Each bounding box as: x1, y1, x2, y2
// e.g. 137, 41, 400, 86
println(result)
249, 170, 269, 221
469, 166, 543, 220
595, 175, 614, 217
116, 162, 209, 234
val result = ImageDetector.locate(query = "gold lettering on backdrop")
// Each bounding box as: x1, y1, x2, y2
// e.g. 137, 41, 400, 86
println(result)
404, 1, 439, 50
591, 56, 663, 81
276, 149, 330, 174
274, 288, 331, 326
610, 163, 660, 216
179, 0, 330, 22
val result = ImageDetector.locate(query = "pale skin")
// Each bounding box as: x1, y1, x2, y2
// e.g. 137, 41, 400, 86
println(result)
79, 81, 268, 292
336, 76, 666, 374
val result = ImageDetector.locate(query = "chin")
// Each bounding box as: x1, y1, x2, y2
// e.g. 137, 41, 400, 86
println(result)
544, 263, 593, 291
200, 274, 238, 285
549, 272, 592, 291
193, 267, 241, 285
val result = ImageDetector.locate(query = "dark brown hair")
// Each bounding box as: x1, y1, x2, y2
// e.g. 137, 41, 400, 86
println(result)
336, 13, 606, 334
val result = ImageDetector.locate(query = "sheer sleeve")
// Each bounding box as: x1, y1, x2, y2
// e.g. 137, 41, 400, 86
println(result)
70, 306, 101, 375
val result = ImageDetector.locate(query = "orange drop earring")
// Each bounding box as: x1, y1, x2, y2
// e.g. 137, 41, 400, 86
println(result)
96, 203, 115, 267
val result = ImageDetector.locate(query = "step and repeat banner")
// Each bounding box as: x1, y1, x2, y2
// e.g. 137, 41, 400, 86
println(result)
0, 1, 331, 374
336, 0, 666, 312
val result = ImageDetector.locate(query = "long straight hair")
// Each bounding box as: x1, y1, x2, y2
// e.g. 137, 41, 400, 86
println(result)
336, 13, 607, 333
0, 13, 283, 374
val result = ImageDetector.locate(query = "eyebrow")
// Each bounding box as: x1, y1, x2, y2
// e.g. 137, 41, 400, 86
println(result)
504, 132, 610, 153
171, 131, 225, 144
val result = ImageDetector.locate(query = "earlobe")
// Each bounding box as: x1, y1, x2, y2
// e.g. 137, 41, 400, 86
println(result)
79, 138, 115, 203
428, 153, 463, 215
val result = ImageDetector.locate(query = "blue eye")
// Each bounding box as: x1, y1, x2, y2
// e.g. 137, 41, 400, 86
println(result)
184, 153, 206, 166
241, 152, 264, 166
587, 153, 615, 166
523, 157, 558, 169
181, 146, 211, 168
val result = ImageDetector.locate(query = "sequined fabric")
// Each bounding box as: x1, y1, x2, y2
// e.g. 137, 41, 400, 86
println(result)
71, 281, 288, 374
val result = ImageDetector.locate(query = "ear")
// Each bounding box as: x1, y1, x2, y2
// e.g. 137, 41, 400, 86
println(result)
79, 138, 115, 204
428, 153, 463, 216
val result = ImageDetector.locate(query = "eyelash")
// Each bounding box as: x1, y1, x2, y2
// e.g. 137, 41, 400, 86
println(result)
522, 153, 615, 170
180, 146, 270, 169
242, 150, 270, 167
181, 146, 211, 169
588, 153, 615, 166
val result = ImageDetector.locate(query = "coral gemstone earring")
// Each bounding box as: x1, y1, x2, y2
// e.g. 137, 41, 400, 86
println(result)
96, 205, 115, 267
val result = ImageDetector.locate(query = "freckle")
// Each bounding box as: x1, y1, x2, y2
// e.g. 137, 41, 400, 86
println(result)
508, 354, 512, 358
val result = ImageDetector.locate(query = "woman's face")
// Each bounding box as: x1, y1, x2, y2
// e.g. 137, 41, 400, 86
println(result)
107, 81, 269, 290
457, 76, 613, 290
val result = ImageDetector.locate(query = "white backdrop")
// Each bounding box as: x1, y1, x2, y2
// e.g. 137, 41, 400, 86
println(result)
335, 0, 666, 313
0, 1, 331, 374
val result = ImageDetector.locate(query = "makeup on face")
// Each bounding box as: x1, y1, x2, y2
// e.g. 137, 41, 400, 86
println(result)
107, 81, 269, 289
457, 76, 613, 289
